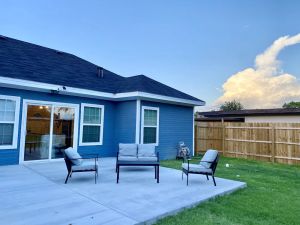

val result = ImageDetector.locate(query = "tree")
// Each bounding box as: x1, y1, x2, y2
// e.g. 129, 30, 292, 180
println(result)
220, 100, 244, 111
282, 101, 300, 109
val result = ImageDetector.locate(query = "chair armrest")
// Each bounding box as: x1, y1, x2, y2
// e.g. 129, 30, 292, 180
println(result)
187, 158, 191, 170
200, 160, 215, 163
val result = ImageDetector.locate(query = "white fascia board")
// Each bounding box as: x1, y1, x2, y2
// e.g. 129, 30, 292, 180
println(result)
0, 76, 60, 91
135, 91, 205, 106
0, 76, 205, 106
0, 76, 115, 99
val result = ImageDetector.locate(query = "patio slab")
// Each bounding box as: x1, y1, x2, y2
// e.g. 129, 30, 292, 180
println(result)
0, 158, 246, 225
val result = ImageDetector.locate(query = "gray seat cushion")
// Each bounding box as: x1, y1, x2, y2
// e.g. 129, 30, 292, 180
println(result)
137, 156, 158, 162
200, 149, 218, 169
119, 143, 137, 156
72, 160, 98, 171
64, 147, 82, 166
182, 163, 212, 174
118, 156, 138, 161
138, 144, 156, 157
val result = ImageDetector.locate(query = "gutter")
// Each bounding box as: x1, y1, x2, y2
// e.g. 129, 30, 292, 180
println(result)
0, 76, 205, 107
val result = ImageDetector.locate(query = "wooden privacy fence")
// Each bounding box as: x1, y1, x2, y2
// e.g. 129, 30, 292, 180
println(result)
195, 121, 300, 165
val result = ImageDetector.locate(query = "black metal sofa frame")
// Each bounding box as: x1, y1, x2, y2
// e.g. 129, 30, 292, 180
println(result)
116, 151, 160, 183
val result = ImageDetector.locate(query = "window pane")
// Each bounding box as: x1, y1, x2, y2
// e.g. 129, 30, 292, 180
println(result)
144, 109, 157, 126
52, 107, 75, 159
5, 100, 16, 111
82, 125, 100, 143
0, 99, 16, 121
143, 127, 157, 144
0, 123, 14, 145
83, 107, 101, 124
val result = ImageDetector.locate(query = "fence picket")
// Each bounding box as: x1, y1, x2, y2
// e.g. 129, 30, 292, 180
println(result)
194, 121, 300, 165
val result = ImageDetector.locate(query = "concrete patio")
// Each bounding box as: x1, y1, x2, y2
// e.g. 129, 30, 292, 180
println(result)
0, 158, 246, 225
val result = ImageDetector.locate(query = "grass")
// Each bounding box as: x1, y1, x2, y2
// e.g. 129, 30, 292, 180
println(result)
156, 157, 300, 225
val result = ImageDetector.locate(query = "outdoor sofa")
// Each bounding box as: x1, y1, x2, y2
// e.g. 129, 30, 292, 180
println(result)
182, 149, 219, 186
116, 143, 160, 183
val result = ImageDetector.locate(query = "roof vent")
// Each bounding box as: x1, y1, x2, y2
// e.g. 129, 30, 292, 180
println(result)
97, 67, 104, 78
55, 50, 63, 55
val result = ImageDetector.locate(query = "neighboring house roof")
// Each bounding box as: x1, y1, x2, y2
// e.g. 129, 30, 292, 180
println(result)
195, 117, 244, 122
0, 35, 204, 106
197, 108, 300, 118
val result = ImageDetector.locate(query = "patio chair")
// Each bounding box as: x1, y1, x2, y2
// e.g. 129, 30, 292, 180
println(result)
64, 147, 99, 184
182, 149, 219, 186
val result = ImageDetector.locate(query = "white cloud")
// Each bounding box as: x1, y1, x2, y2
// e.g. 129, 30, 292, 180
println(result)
215, 34, 300, 109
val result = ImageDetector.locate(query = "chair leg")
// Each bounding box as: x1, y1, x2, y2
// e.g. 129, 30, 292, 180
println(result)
155, 166, 157, 179
186, 173, 189, 186
212, 175, 216, 186
65, 172, 71, 184
157, 166, 159, 183
70, 171, 72, 178
95, 170, 97, 184
206, 174, 209, 180
117, 166, 120, 183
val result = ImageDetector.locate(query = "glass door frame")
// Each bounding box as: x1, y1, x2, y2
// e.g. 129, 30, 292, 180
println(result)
19, 99, 79, 164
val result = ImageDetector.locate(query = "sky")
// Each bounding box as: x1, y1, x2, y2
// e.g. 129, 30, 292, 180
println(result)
1, 0, 300, 111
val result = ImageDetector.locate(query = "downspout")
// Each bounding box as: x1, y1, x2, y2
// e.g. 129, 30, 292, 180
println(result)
135, 99, 141, 144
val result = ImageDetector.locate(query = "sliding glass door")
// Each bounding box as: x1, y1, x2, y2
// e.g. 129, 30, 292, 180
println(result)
24, 105, 51, 161
51, 107, 75, 159
23, 102, 78, 162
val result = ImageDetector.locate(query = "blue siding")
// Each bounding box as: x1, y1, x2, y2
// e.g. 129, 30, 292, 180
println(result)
115, 101, 136, 144
0, 150, 19, 166
0, 86, 193, 165
141, 101, 194, 160
0, 87, 119, 165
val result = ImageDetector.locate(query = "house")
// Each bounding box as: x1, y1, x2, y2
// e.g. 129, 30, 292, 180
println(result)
196, 108, 300, 123
0, 35, 204, 165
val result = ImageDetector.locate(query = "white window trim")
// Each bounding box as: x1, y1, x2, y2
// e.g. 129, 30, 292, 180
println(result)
79, 103, 104, 146
0, 95, 20, 150
141, 106, 159, 146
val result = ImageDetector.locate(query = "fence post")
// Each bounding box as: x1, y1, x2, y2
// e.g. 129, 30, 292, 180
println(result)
222, 118, 225, 156
271, 124, 275, 163
194, 124, 198, 156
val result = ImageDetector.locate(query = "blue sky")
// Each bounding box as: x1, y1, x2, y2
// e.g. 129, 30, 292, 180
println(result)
1, 0, 300, 109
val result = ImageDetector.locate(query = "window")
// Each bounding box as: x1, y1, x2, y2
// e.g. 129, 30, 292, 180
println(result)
80, 104, 104, 145
0, 95, 20, 149
141, 106, 159, 145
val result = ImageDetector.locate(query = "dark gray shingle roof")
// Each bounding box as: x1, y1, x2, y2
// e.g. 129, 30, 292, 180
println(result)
0, 35, 204, 103
197, 108, 300, 117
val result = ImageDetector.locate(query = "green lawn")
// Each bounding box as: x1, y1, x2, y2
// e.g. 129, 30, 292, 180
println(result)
156, 157, 300, 225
